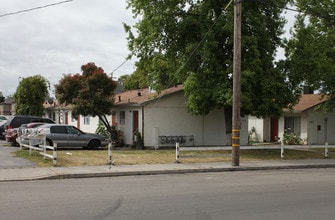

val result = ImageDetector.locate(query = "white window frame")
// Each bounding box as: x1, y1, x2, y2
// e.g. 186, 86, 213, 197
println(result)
83, 116, 90, 125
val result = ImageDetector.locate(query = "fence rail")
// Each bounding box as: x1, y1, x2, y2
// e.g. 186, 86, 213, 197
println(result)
175, 142, 335, 162
18, 129, 57, 166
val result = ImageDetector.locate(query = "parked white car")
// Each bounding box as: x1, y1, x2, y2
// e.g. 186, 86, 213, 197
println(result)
0, 115, 7, 121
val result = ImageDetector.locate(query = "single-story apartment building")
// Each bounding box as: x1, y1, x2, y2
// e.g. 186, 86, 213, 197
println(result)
248, 93, 334, 145
111, 85, 248, 148
44, 85, 249, 148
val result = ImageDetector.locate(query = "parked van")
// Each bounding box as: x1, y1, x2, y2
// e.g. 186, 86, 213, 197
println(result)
5, 115, 55, 145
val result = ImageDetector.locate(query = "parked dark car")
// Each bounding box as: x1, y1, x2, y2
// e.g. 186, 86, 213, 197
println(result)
5, 115, 55, 145
36, 124, 109, 149
0, 120, 7, 140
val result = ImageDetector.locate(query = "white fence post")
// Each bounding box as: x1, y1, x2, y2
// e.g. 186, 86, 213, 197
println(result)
18, 129, 57, 166
29, 138, 33, 155
43, 135, 46, 159
53, 143, 57, 166
325, 142, 328, 158
108, 142, 113, 165
176, 142, 180, 163
281, 141, 284, 159
43, 145, 46, 159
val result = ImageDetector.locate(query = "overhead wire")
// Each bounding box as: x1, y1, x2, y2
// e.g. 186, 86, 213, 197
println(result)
260, 0, 333, 22
0, 0, 74, 18
110, 59, 129, 78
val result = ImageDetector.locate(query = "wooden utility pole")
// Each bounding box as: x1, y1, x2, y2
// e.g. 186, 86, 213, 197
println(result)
232, 0, 242, 166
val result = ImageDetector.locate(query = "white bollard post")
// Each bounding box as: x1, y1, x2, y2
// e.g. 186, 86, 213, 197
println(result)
325, 142, 328, 158
281, 141, 284, 159
176, 142, 180, 163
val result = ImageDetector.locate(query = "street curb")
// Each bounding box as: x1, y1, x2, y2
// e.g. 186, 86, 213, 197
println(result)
36, 163, 335, 181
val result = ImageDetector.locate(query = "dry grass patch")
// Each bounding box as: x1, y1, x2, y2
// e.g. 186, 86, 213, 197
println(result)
14, 147, 335, 167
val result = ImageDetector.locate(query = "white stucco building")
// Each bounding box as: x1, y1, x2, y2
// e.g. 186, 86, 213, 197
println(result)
44, 85, 249, 148
248, 94, 334, 145
112, 85, 248, 148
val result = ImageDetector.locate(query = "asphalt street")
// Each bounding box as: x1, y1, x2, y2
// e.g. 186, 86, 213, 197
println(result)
1, 169, 335, 220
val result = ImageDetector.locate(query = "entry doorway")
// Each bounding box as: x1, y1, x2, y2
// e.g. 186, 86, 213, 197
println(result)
133, 111, 139, 135
270, 118, 278, 142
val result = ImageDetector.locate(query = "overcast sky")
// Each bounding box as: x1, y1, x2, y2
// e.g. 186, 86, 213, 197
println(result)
0, 0, 136, 97
0, 0, 296, 98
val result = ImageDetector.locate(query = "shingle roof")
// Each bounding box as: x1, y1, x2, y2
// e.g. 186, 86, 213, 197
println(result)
285, 94, 327, 113
114, 84, 184, 106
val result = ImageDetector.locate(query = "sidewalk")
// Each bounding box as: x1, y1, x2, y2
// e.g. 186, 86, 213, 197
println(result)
1, 159, 335, 182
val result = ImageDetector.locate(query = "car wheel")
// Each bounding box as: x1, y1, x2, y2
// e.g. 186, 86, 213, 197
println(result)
88, 139, 100, 150
46, 139, 53, 146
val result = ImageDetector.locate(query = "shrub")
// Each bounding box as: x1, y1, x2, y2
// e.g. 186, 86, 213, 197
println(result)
283, 129, 302, 145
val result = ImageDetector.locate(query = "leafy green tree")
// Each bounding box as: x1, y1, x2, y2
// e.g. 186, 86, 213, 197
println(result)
14, 75, 49, 116
125, 0, 298, 118
285, 0, 335, 111
118, 71, 149, 91
55, 62, 117, 137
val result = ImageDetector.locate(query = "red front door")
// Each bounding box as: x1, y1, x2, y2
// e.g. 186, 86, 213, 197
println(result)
133, 111, 139, 134
270, 118, 279, 142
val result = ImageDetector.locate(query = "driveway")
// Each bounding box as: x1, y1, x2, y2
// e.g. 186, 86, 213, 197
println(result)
0, 140, 36, 169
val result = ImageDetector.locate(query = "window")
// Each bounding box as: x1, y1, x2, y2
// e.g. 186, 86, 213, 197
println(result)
119, 111, 125, 125
83, 116, 90, 125
50, 126, 67, 134
284, 116, 301, 135
66, 126, 83, 134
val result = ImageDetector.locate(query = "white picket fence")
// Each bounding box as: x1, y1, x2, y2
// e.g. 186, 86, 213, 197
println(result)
175, 142, 335, 162
17, 129, 57, 166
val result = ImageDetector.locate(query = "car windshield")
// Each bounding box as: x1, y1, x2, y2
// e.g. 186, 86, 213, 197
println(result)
66, 126, 84, 135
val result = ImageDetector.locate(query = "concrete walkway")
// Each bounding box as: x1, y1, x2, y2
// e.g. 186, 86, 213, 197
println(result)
1, 158, 335, 182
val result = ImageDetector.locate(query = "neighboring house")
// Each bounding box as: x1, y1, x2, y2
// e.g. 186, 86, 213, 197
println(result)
43, 82, 126, 133
112, 84, 248, 148
249, 94, 334, 145
0, 102, 12, 115
43, 100, 101, 134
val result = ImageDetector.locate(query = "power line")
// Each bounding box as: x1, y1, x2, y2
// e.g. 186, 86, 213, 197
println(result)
110, 59, 129, 78
0, 0, 74, 18
260, 1, 333, 22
